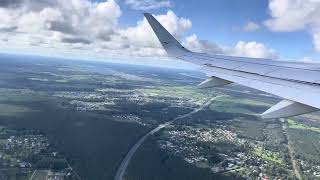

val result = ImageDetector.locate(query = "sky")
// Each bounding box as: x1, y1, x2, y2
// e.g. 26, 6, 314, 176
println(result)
0, 0, 320, 68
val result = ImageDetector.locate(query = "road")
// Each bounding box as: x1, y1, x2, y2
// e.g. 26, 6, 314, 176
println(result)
114, 96, 222, 180
29, 170, 36, 180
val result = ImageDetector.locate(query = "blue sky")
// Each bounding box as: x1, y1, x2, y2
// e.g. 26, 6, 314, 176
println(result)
0, 0, 319, 65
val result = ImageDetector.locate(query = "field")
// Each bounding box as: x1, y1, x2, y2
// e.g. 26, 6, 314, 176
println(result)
287, 119, 320, 133
209, 95, 270, 116
253, 147, 283, 165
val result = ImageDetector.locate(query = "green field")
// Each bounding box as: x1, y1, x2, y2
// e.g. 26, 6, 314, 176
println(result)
254, 147, 283, 165
209, 95, 270, 115
287, 119, 320, 133
139, 86, 210, 102
0, 103, 34, 117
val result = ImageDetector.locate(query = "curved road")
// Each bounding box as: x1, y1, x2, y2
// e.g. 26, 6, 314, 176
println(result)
114, 96, 222, 180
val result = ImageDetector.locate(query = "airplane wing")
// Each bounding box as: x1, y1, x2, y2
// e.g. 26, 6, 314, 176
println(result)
144, 13, 320, 119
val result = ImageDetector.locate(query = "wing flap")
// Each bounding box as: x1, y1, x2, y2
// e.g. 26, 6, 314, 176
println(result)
197, 77, 232, 89
261, 100, 318, 119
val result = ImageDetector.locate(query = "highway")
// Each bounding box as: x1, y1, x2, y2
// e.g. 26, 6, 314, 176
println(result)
114, 96, 222, 180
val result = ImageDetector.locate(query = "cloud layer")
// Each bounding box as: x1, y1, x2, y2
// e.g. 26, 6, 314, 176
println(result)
0, 0, 278, 60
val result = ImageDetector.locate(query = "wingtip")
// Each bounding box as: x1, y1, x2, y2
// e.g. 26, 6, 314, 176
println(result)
143, 12, 152, 17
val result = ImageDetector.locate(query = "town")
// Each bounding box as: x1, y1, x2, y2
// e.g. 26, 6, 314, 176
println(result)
0, 127, 78, 180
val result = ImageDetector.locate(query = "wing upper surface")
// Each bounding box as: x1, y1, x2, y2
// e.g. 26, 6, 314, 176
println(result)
144, 13, 320, 118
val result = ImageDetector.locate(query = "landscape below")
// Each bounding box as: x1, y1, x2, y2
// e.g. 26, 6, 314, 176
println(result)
0, 54, 320, 180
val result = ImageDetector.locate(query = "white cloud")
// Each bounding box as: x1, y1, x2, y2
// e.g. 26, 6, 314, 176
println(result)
124, 0, 171, 10
230, 41, 278, 59
0, 0, 121, 45
300, 57, 314, 62
264, 0, 320, 52
182, 34, 277, 59
0, 0, 278, 60
183, 34, 224, 54
313, 32, 320, 52
120, 11, 191, 52
0, 0, 192, 57
243, 21, 260, 32
233, 21, 260, 32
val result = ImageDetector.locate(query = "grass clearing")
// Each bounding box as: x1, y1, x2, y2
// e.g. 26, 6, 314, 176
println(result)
287, 119, 320, 133
254, 147, 283, 165
0, 103, 34, 117
0, 88, 48, 103
209, 96, 270, 115
139, 86, 210, 102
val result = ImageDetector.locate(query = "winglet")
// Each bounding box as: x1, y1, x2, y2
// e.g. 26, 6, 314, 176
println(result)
144, 13, 190, 57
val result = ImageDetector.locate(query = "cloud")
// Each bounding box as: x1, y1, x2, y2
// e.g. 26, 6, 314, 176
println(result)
0, 0, 278, 60
124, 0, 171, 10
230, 41, 278, 59
313, 32, 320, 52
243, 21, 260, 32
119, 10, 192, 56
300, 57, 314, 62
0, 0, 121, 42
182, 34, 277, 59
0, 0, 194, 57
264, 0, 320, 52
0, 0, 22, 8
234, 21, 260, 32
61, 37, 91, 44
183, 34, 224, 54
0, 26, 18, 33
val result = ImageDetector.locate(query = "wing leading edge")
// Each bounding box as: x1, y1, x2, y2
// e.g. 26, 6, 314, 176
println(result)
144, 13, 320, 118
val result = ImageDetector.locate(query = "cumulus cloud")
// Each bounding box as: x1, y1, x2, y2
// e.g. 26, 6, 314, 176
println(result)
0, 0, 278, 59
0, 0, 121, 44
264, 0, 320, 52
230, 41, 278, 59
0, 0, 22, 8
243, 21, 260, 32
182, 34, 277, 59
124, 0, 171, 10
61, 37, 91, 44
183, 34, 224, 54
120, 11, 191, 51
313, 32, 320, 52
234, 21, 260, 32
0, 0, 194, 57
